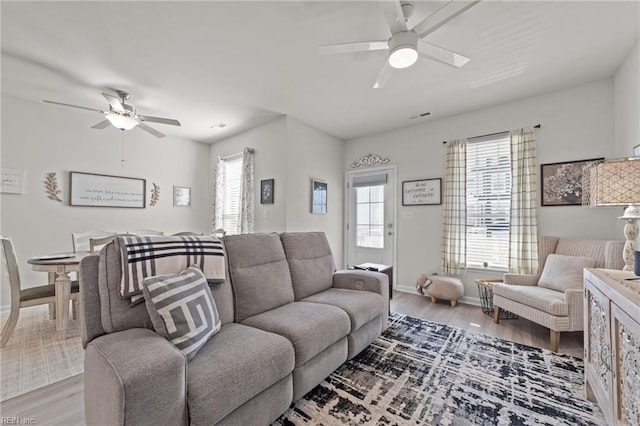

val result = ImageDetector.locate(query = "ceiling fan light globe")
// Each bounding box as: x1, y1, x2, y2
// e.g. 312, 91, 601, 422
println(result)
389, 46, 418, 69
106, 113, 139, 130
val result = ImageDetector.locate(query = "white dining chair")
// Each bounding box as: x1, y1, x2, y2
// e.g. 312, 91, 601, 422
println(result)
89, 234, 129, 254
129, 229, 164, 236
0, 236, 80, 348
72, 230, 115, 253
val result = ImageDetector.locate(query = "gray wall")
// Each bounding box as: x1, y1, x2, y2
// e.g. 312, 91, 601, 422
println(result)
208, 116, 346, 267
0, 94, 211, 307
345, 78, 621, 299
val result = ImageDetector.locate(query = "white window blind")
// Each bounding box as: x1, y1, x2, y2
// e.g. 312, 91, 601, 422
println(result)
466, 133, 511, 270
222, 156, 243, 235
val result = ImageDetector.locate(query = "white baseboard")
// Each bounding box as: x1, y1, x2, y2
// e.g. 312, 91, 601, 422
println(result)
394, 285, 480, 306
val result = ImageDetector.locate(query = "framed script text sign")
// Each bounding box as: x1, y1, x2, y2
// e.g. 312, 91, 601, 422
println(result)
402, 178, 442, 206
0, 169, 25, 194
70, 172, 146, 208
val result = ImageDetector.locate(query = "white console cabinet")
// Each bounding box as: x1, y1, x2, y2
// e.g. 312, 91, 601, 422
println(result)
584, 269, 640, 426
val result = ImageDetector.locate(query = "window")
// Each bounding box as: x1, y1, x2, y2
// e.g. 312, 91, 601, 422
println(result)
356, 185, 384, 248
220, 156, 243, 235
466, 133, 511, 270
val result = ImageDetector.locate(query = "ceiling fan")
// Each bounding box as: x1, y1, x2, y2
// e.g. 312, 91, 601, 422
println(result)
43, 90, 181, 138
319, 0, 480, 88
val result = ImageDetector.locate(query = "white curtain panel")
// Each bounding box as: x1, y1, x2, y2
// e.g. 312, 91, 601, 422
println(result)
508, 128, 539, 274
441, 139, 467, 275
212, 156, 225, 232
239, 147, 255, 234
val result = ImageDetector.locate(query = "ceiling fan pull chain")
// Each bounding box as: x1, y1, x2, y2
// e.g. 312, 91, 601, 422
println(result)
120, 130, 125, 167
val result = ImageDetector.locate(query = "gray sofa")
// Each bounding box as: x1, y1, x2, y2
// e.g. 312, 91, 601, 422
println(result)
80, 232, 389, 425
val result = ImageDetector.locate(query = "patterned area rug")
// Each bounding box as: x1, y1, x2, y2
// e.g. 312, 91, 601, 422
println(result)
274, 314, 604, 425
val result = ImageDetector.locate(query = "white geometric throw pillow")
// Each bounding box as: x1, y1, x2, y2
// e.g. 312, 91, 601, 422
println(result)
142, 265, 221, 360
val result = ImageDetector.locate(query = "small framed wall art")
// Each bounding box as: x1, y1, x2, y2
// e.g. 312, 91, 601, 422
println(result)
173, 186, 191, 207
311, 179, 327, 214
402, 178, 442, 206
1, 168, 25, 194
261, 179, 274, 204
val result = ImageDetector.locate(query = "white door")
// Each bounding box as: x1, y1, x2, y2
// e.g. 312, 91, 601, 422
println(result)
345, 166, 396, 270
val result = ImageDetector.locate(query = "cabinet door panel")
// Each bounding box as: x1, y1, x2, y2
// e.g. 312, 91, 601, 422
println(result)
611, 304, 640, 426
584, 281, 614, 423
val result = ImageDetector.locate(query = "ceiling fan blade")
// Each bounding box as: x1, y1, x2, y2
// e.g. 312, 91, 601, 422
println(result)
418, 41, 470, 68
102, 93, 125, 113
137, 122, 166, 138
381, 0, 407, 34
412, 0, 481, 40
91, 119, 111, 129
373, 62, 393, 89
138, 115, 181, 127
319, 41, 388, 55
318, 40, 389, 55
43, 99, 104, 113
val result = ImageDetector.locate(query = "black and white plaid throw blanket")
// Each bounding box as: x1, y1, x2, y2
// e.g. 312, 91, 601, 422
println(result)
116, 235, 225, 302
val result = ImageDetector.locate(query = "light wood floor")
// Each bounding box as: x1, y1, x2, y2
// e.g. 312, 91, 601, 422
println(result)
0, 290, 584, 425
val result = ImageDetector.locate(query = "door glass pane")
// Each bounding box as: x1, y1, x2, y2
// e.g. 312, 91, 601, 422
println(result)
370, 225, 384, 249
357, 204, 370, 224
356, 225, 370, 247
356, 187, 370, 203
370, 203, 384, 225
355, 185, 385, 248
370, 185, 384, 202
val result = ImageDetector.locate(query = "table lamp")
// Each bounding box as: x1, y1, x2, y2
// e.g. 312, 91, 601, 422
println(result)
584, 158, 640, 272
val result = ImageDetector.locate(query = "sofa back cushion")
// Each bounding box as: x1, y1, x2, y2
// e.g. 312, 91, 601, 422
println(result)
280, 232, 336, 300
224, 233, 295, 321
98, 241, 235, 333
554, 238, 620, 269
537, 254, 596, 292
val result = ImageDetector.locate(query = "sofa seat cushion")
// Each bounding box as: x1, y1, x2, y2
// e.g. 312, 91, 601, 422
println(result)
187, 323, 294, 425
242, 302, 350, 366
493, 284, 568, 316
301, 288, 384, 330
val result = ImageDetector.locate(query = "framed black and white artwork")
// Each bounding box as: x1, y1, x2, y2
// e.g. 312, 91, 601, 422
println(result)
311, 179, 327, 214
261, 179, 274, 204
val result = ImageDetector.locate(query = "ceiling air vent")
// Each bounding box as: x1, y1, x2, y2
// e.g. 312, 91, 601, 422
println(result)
409, 112, 431, 120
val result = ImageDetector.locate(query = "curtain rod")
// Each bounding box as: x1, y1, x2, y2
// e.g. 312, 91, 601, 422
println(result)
442, 124, 541, 144
218, 147, 255, 160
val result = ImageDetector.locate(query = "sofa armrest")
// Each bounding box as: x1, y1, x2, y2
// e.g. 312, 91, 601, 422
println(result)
565, 288, 584, 330
503, 273, 538, 286
85, 328, 187, 426
333, 270, 389, 298
333, 270, 389, 329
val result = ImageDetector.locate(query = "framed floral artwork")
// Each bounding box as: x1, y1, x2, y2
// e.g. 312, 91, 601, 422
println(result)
540, 158, 603, 206
261, 179, 274, 204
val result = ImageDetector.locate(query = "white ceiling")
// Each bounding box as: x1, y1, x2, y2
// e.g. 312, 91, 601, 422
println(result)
2, 1, 638, 143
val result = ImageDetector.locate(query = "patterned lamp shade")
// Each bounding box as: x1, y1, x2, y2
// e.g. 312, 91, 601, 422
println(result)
584, 158, 640, 207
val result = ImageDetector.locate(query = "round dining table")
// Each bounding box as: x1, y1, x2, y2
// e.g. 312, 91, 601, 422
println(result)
27, 251, 90, 339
